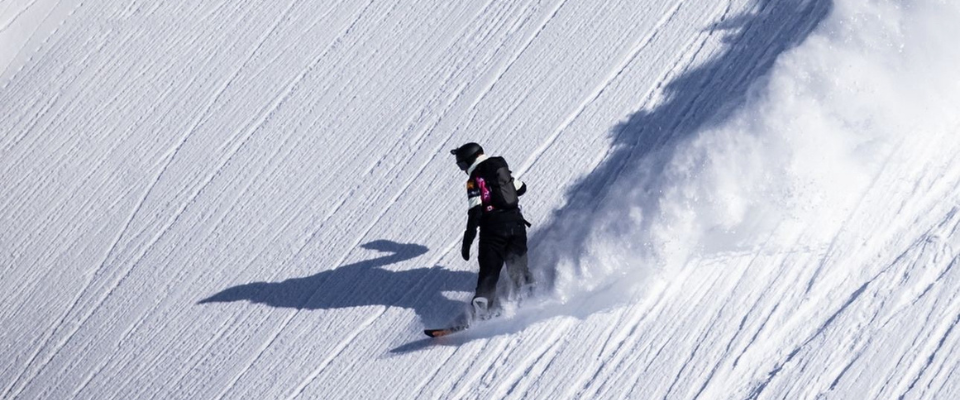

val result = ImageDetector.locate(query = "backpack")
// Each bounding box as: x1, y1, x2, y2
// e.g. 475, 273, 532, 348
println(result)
483, 165, 519, 210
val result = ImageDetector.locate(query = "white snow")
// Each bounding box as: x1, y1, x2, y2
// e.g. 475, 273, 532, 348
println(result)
3, 0, 960, 399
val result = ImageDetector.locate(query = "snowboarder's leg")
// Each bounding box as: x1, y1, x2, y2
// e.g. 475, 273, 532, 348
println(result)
476, 233, 506, 311
505, 252, 531, 296
504, 223, 533, 298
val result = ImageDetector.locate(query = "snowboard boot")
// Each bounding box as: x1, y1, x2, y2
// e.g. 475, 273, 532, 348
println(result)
472, 297, 490, 320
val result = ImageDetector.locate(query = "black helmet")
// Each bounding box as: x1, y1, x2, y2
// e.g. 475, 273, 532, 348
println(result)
450, 142, 484, 171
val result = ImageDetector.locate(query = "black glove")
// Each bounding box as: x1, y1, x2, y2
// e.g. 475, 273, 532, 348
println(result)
461, 229, 476, 260
461, 240, 470, 260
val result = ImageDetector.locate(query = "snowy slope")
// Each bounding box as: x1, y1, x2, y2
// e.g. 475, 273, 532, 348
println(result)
3, 0, 960, 399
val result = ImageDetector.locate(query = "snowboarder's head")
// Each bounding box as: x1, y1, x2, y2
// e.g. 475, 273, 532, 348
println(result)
450, 142, 484, 172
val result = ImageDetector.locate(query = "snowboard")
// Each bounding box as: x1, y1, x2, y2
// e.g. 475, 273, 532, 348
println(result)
424, 289, 536, 338
423, 324, 469, 338
423, 298, 495, 338
423, 306, 503, 338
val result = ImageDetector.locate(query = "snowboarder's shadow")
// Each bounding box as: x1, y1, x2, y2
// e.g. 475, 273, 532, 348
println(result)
198, 240, 473, 326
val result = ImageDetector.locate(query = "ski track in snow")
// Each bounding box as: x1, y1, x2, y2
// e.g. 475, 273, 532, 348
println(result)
2, 0, 960, 399
5, 2, 323, 397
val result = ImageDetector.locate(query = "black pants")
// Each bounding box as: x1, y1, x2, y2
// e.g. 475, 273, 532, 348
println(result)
476, 221, 531, 308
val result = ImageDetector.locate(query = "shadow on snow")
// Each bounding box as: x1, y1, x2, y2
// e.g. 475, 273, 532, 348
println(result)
198, 240, 473, 327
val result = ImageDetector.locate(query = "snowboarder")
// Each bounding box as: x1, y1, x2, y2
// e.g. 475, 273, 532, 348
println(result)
450, 142, 533, 320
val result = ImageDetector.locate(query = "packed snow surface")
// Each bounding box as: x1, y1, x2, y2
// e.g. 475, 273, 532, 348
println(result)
3, 0, 960, 398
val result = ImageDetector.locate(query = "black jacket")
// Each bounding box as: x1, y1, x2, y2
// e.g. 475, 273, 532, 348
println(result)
463, 155, 527, 238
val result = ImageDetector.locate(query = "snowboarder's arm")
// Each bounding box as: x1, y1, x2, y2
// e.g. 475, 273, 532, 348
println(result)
465, 205, 481, 232
462, 206, 480, 260
462, 179, 482, 260
515, 179, 527, 196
